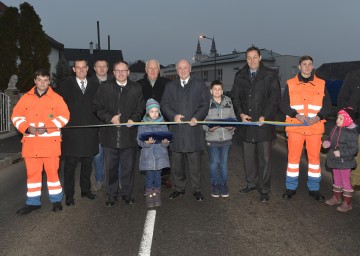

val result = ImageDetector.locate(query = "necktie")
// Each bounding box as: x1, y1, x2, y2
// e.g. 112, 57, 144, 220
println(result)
182, 80, 187, 86
251, 72, 256, 79
80, 81, 85, 94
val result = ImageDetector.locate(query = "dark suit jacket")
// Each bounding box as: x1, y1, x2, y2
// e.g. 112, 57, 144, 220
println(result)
56, 77, 100, 157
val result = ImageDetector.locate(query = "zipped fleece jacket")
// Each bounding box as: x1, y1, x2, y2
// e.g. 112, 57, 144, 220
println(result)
203, 95, 236, 143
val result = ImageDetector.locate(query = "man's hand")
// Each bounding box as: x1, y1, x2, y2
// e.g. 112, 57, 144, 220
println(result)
27, 126, 37, 135
37, 126, 47, 135
111, 114, 121, 124
295, 114, 308, 124
189, 117, 197, 126
126, 119, 134, 127
308, 116, 320, 125
162, 139, 170, 144
258, 116, 265, 126
240, 114, 251, 122
174, 114, 184, 122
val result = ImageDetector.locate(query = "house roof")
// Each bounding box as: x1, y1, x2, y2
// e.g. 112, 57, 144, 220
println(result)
46, 34, 64, 50
316, 61, 360, 80
62, 48, 124, 72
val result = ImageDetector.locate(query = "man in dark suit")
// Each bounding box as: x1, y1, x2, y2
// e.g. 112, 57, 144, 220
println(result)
57, 59, 99, 206
94, 60, 144, 207
137, 59, 170, 103
161, 59, 210, 201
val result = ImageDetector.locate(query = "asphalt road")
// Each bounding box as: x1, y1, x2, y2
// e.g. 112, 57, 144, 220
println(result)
0, 136, 359, 256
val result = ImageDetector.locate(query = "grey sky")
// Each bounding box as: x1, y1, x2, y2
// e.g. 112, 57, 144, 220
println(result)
3, 0, 360, 67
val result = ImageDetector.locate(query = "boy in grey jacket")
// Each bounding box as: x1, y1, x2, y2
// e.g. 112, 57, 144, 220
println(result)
203, 80, 236, 197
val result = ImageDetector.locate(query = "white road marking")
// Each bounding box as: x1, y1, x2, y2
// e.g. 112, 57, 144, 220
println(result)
138, 210, 156, 256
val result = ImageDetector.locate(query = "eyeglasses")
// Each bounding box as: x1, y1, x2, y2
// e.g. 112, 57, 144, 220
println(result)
114, 69, 129, 73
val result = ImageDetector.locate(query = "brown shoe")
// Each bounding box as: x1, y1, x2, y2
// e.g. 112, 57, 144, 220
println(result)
352, 184, 360, 191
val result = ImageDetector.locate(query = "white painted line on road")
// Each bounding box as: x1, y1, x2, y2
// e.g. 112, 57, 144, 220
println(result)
138, 210, 156, 256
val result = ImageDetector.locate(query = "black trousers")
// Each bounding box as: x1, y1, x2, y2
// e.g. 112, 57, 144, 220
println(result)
172, 151, 201, 193
242, 141, 273, 193
103, 146, 136, 197
63, 156, 93, 196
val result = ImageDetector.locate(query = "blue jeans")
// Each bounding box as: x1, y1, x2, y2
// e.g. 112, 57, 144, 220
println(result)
145, 170, 162, 189
208, 145, 231, 185
94, 144, 104, 183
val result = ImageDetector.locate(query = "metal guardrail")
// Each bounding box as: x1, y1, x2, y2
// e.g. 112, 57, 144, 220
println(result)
0, 92, 11, 133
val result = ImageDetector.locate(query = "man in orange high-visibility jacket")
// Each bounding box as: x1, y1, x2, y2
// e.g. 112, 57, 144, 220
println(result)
12, 68, 70, 215
280, 56, 332, 202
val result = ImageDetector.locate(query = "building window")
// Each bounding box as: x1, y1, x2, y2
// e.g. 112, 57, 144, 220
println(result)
217, 69, 223, 81
203, 71, 208, 82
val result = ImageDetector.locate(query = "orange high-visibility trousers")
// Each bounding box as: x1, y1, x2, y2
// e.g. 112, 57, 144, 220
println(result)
24, 156, 62, 205
286, 133, 322, 191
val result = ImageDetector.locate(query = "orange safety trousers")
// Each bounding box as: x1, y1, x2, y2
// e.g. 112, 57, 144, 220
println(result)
286, 133, 322, 191
24, 156, 63, 205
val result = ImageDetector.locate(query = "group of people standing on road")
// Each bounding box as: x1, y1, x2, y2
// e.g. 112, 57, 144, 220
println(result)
12, 46, 360, 215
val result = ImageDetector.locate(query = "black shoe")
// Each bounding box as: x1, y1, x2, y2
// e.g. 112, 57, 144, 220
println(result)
169, 191, 184, 199
105, 196, 117, 207
16, 205, 41, 215
239, 186, 257, 194
260, 193, 269, 202
193, 191, 204, 201
52, 202, 63, 212
282, 189, 296, 199
65, 196, 75, 206
122, 195, 135, 205
309, 190, 325, 202
81, 191, 96, 200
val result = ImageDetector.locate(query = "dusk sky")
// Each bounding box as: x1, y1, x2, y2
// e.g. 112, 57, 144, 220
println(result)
2, 0, 360, 67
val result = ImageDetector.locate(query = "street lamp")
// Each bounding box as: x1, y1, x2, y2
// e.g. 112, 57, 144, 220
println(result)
199, 34, 217, 80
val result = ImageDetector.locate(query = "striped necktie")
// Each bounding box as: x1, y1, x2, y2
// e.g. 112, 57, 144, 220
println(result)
80, 81, 85, 94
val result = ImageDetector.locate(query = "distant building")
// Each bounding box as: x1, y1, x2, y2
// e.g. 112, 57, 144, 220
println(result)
129, 60, 145, 81
62, 42, 123, 77
163, 43, 299, 92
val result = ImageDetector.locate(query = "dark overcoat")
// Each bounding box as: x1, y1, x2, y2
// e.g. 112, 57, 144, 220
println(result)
161, 77, 210, 152
93, 79, 144, 149
56, 77, 99, 157
230, 63, 281, 143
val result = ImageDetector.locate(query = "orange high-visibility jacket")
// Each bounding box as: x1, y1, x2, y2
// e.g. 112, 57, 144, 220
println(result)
285, 75, 326, 135
12, 86, 70, 157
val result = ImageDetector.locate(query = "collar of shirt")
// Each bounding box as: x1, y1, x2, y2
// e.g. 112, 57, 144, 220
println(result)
180, 77, 190, 86
76, 77, 87, 87
116, 80, 127, 87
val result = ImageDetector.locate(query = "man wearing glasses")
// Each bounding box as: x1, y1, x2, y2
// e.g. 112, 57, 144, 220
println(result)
94, 60, 144, 207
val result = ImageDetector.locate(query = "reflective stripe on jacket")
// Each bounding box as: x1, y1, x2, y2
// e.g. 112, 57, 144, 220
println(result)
285, 75, 326, 135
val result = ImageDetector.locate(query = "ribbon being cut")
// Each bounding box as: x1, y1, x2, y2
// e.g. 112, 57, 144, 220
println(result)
43, 118, 308, 130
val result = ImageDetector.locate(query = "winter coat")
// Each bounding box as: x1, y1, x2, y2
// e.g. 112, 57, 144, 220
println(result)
137, 124, 170, 171
230, 63, 281, 143
56, 77, 100, 157
337, 69, 360, 124
12, 86, 70, 157
137, 75, 171, 104
161, 76, 210, 152
203, 95, 236, 143
324, 125, 359, 169
93, 79, 145, 149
